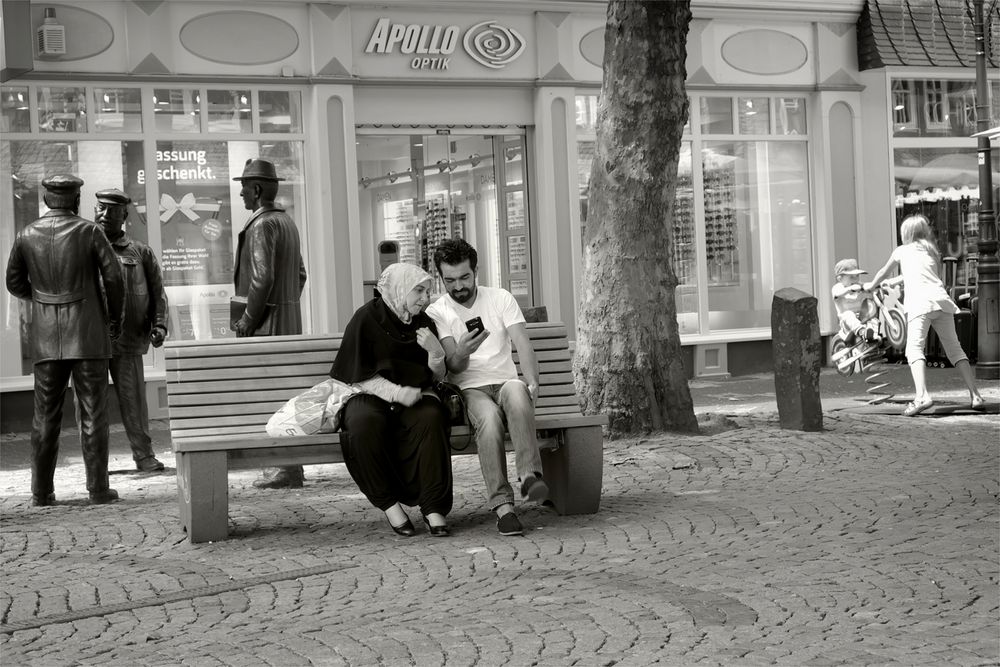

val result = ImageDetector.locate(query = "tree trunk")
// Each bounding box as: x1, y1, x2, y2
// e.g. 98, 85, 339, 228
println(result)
573, 0, 698, 436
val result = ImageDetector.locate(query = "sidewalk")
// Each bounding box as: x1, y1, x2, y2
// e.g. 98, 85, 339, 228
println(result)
1, 367, 997, 665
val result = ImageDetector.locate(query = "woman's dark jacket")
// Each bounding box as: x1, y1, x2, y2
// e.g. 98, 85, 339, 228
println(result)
330, 297, 437, 389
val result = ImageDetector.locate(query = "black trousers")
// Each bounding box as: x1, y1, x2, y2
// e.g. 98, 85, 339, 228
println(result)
109, 354, 155, 463
340, 394, 453, 516
32, 359, 111, 498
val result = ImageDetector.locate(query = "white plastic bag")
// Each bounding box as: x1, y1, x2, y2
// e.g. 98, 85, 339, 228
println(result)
266, 378, 360, 437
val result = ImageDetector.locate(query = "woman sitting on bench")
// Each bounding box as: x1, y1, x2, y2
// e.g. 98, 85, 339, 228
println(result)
330, 263, 454, 537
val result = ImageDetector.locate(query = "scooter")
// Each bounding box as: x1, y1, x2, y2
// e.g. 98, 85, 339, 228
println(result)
831, 277, 906, 376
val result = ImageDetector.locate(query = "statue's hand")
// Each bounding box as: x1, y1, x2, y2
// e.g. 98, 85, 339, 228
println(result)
150, 327, 166, 348
109, 322, 122, 342
232, 318, 251, 338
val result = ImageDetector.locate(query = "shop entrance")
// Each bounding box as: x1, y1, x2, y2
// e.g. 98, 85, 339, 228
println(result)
356, 130, 532, 307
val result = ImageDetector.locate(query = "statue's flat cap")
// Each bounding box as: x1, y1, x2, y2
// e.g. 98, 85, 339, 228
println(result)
95, 188, 131, 206
41, 174, 84, 192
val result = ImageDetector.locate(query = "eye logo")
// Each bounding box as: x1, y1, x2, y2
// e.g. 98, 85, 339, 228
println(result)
463, 21, 525, 69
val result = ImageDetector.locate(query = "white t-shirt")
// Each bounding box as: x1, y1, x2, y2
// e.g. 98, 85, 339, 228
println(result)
891, 243, 958, 317
426, 286, 526, 389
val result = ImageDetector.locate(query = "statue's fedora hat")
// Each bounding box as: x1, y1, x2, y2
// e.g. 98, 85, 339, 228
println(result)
232, 158, 284, 182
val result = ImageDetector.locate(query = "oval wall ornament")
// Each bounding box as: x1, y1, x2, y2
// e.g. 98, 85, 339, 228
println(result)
579, 27, 605, 68
34, 4, 113, 61
721, 30, 807, 75
180, 11, 298, 65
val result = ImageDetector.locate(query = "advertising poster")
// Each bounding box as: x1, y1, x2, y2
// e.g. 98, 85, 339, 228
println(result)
146, 141, 236, 340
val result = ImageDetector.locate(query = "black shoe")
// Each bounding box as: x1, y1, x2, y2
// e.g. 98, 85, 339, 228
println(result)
253, 467, 304, 489
89, 489, 119, 504
422, 515, 451, 537
136, 456, 165, 473
387, 516, 416, 537
31, 492, 55, 507
520, 474, 549, 503
497, 512, 524, 536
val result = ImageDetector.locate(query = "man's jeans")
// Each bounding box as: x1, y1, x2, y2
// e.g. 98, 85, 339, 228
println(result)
462, 380, 542, 511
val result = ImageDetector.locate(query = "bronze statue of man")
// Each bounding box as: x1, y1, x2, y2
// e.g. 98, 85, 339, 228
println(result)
5, 174, 125, 505
95, 188, 169, 473
232, 158, 308, 489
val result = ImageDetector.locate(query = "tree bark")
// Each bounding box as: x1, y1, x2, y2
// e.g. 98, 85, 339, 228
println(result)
573, 0, 698, 436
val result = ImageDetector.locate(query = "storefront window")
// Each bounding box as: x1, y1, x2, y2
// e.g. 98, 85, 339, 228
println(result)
892, 78, 1000, 137
1, 87, 30, 133
149, 139, 305, 341
94, 87, 142, 133
356, 131, 532, 305
701, 97, 733, 134
893, 147, 1000, 288
153, 88, 201, 133
1, 84, 308, 367
674, 142, 700, 335
207, 89, 251, 133
37, 86, 87, 133
703, 141, 812, 330
259, 90, 302, 133
576, 92, 812, 337
1, 139, 145, 376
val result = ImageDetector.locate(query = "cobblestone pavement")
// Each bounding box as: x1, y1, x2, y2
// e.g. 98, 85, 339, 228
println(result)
1, 374, 998, 665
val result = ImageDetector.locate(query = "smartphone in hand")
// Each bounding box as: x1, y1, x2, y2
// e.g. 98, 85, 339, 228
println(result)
465, 317, 484, 335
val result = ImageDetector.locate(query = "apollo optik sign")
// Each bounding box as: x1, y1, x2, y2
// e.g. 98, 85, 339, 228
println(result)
364, 18, 526, 70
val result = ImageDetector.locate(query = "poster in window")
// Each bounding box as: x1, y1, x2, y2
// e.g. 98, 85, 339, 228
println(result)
509, 278, 529, 296
147, 141, 236, 341
508, 234, 527, 273
150, 141, 234, 288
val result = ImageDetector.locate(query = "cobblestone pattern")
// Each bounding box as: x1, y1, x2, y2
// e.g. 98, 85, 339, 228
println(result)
1, 411, 997, 665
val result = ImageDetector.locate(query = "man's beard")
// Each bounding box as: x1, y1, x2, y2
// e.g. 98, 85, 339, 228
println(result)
450, 287, 473, 304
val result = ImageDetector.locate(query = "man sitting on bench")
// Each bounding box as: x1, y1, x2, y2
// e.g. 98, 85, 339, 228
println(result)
427, 239, 549, 537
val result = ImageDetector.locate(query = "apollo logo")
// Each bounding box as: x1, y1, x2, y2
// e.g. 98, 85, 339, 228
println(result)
463, 21, 525, 69
365, 18, 526, 70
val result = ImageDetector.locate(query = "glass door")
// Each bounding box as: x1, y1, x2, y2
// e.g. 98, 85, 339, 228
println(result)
357, 130, 533, 305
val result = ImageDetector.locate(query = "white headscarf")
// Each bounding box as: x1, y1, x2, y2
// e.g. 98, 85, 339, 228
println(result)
377, 262, 434, 324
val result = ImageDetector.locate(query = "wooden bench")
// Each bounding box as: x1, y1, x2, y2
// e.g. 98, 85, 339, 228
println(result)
164, 322, 607, 542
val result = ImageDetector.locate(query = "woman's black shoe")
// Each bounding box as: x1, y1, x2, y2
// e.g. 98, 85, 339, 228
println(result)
422, 515, 450, 537
387, 517, 416, 537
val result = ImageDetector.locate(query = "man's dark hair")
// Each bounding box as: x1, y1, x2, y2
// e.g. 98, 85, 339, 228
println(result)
433, 238, 478, 274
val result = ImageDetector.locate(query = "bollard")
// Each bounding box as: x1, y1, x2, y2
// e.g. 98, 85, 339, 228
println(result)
771, 288, 823, 431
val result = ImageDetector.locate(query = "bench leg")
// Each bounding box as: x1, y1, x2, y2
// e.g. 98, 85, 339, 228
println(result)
540, 425, 603, 515
176, 451, 229, 543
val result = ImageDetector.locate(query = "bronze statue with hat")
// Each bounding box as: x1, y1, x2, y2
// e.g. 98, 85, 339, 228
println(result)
95, 187, 170, 473
232, 158, 309, 489
5, 174, 126, 505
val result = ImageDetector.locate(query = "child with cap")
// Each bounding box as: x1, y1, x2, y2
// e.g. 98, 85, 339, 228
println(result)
832, 258, 876, 346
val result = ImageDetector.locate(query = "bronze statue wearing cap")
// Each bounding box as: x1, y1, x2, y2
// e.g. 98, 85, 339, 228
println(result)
5, 174, 126, 505
95, 187, 170, 473
231, 158, 309, 489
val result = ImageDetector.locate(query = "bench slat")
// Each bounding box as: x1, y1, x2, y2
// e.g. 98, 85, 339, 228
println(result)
170, 413, 605, 452
168, 392, 583, 424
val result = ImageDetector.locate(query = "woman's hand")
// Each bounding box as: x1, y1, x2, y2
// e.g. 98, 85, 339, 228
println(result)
415, 327, 445, 358
396, 386, 422, 406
